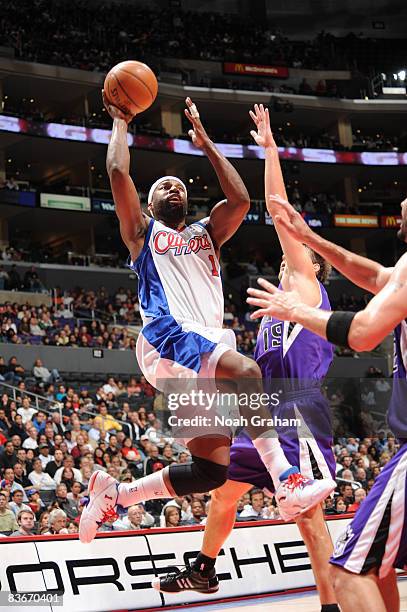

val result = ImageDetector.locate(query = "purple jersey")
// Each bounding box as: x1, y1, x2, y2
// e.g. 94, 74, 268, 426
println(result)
390, 320, 407, 441
254, 281, 333, 383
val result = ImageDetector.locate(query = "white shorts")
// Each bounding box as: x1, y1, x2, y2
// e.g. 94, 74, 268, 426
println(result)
136, 316, 237, 445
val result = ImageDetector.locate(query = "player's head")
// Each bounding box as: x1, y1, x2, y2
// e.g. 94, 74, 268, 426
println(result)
278, 247, 331, 283
397, 197, 407, 242
148, 176, 188, 225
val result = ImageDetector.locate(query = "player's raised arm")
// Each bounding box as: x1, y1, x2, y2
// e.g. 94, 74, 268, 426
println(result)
103, 91, 149, 263
247, 252, 407, 352
250, 104, 319, 306
184, 97, 250, 251
268, 194, 394, 295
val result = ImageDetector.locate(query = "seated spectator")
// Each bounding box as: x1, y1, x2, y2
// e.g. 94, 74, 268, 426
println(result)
0, 491, 18, 534
17, 398, 37, 425
163, 505, 181, 528
238, 488, 267, 520
334, 496, 348, 514
54, 483, 79, 520
2, 466, 28, 501
92, 402, 122, 433
0, 440, 17, 471
28, 458, 57, 491
11, 508, 36, 537
181, 499, 206, 525
37, 511, 50, 534
43, 508, 68, 535
32, 359, 61, 385
54, 456, 82, 484
5, 356, 25, 384
22, 426, 39, 451
8, 489, 31, 516
347, 488, 367, 512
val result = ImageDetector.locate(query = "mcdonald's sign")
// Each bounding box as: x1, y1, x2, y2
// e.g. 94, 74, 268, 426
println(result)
223, 63, 289, 78
380, 215, 402, 228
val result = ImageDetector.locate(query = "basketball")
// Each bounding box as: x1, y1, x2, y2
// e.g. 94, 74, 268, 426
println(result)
104, 60, 158, 116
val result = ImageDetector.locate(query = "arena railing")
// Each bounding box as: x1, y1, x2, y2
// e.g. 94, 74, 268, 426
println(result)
0, 380, 63, 422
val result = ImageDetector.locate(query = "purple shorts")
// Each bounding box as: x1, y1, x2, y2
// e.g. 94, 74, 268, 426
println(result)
228, 391, 336, 494
330, 442, 407, 577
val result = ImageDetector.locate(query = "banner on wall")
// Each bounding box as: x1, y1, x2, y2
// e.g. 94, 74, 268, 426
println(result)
2, 114, 407, 166
380, 215, 402, 228
334, 214, 378, 228
40, 193, 91, 212
223, 62, 289, 78
0, 517, 351, 612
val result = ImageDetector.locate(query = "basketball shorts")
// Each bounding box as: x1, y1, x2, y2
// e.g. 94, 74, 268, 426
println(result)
136, 315, 237, 444
228, 388, 336, 494
330, 441, 407, 578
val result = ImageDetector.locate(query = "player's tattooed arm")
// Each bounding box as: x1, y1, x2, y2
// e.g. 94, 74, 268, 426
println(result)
268, 194, 393, 295
103, 90, 148, 262
184, 97, 250, 250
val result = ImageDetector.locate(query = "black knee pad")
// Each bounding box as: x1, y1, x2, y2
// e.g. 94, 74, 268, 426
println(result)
169, 455, 228, 496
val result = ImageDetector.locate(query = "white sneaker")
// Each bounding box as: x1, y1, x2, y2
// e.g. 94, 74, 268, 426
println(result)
79, 471, 119, 543
276, 473, 336, 522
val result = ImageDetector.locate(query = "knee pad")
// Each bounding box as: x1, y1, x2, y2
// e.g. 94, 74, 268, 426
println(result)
169, 455, 228, 495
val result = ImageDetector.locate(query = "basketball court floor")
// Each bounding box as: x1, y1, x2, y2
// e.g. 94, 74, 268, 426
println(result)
157, 577, 407, 612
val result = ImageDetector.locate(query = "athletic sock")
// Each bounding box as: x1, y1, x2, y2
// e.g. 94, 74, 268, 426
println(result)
321, 605, 340, 612
252, 437, 296, 487
192, 552, 216, 576
117, 470, 172, 508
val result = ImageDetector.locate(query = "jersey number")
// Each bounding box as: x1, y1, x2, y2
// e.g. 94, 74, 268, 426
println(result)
208, 254, 219, 277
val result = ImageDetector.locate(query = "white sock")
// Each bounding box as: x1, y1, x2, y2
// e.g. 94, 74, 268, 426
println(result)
252, 437, 294, 487
117, 470, 172, 508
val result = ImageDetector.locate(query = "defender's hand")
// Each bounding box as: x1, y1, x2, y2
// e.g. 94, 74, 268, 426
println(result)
184, 97, 211, 149
249, 104, 276, 149
269, 194, 314, 242
247, 277, 302, 321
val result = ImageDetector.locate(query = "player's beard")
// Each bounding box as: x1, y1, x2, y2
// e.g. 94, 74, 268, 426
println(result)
153, 197, 188, 226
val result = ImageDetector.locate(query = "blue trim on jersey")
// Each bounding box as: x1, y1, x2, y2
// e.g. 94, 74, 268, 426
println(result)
142, 315, 217, 373
126, 217, 154, 272
126, 219, 170, 320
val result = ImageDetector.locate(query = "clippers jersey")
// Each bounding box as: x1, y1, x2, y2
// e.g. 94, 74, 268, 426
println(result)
390, 320, 407, 440
254, 282, 333, 383
129, 218, 223, 328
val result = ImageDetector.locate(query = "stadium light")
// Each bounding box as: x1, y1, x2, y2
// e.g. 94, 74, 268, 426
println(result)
398, 70, 406, 81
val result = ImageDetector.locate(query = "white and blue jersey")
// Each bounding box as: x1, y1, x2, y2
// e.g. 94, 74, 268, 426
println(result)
128, 217, 236, 395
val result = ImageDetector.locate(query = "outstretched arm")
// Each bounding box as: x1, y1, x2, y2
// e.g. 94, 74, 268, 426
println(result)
268, 194, 394, 295
104, 92, 149, 263
250, 104, 319, 305
247, 252, 407, 351
184, 98, 250, 251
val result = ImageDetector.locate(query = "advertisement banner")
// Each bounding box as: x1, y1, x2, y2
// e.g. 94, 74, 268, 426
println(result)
40, 193, 91, 212
0, 189, 36, 207
0, 517, 351, 612
380, 215, 402, 228
334, 214, 378, 228
303, 214, 329, 228
223, 63, 289, 78
2, 114, 407, 166
92, 198, 115, 214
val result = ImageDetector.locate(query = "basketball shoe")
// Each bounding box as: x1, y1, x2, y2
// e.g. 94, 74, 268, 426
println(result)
276, 472, 336, 521
79, 471, 119, 543
152, 566, 219, 594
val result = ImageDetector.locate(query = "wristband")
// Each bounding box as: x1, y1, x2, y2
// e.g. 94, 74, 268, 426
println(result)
326, 311, 356, 348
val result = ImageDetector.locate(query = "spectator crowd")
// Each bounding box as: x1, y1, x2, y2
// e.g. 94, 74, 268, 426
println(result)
0, 360, 401, 537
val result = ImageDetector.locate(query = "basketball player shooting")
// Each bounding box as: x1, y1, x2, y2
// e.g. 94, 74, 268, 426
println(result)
247, 195, 407, 612
79, 94, 335, 545
153, 105, 339, 612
